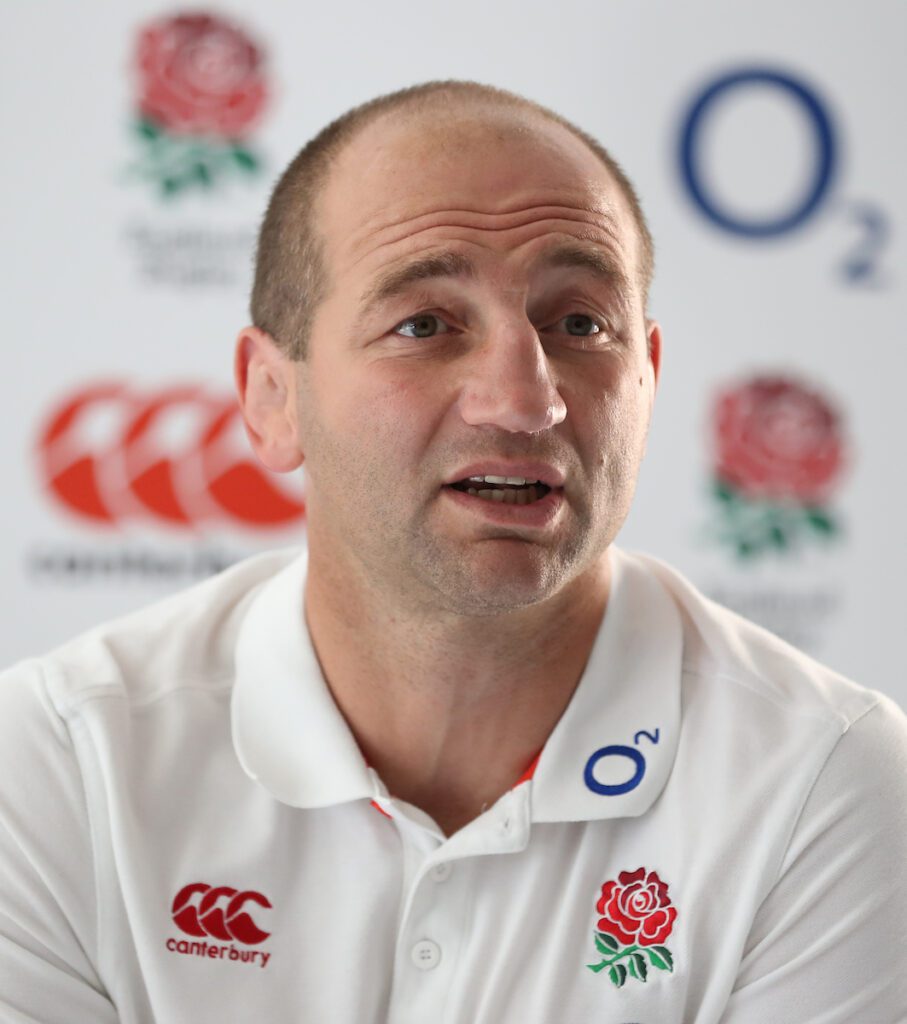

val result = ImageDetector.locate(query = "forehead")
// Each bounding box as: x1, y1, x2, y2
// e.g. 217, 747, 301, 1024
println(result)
316, 106, 639, 289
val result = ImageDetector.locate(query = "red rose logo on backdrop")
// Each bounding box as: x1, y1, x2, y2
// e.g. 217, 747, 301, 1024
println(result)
129, 12, 267, 196
710, 375, 846, 558
587, 868, 677, 987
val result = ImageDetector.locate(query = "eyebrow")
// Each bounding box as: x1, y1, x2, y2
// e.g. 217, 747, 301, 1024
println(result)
536, 243, 630, 292
356, 242, 630, 319
358, 251, 477, 317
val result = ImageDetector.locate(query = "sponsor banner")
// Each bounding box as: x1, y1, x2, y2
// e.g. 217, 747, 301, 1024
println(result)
1, 3, 902, 707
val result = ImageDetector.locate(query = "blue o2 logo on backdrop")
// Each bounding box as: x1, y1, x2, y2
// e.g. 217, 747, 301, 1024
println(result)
679, 68, 838, 238
677, 65, 892, 285
584, 728, 660, 796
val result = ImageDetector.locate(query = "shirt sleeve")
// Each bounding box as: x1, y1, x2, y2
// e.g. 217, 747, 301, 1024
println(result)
719, 693, 907, 1024
0, 661, 119, 1023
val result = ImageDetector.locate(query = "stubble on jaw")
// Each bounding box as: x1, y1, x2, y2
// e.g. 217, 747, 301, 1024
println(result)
300, 443, 584, 622
294, 367, 650, 626
299, 402, 617, 625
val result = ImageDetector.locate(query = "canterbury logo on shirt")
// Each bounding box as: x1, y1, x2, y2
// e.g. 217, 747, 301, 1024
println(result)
172, 882, 271, 943
166, 882, 273, 969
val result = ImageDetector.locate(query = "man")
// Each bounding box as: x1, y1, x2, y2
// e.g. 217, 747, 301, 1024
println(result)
1, 80, 905, 1022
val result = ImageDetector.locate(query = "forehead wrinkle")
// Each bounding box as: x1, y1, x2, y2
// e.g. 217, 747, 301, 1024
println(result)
337, 197, 635, 318
344, 216, 627, 293
348, 201, 623, 257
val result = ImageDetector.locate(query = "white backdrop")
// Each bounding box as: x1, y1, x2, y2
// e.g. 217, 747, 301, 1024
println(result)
2, 1, 903, 706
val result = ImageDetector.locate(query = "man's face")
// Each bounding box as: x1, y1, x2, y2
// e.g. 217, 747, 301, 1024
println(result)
294, 108, 660, 616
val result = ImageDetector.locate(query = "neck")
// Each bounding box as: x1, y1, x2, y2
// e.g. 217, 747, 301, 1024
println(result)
303, 544, 612, 836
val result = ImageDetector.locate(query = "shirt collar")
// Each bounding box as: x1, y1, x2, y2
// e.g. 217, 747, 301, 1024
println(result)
529, 546, 683, 823
232, 548, 377, 809
232, 546, 683, 823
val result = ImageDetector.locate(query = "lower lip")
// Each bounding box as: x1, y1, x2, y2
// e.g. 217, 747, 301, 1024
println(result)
441, 485, 564, 528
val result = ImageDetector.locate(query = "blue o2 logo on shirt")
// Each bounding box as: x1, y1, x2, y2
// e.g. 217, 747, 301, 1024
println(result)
678, 67, 838, 238
584, 728, 660, 796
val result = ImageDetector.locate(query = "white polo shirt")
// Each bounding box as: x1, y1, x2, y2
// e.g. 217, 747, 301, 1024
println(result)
1, 546, 905, 1023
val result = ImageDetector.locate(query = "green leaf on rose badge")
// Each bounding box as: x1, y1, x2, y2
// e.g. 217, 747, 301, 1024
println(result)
608, 964, 628, 987
628, 952, 648, 981
586, 867, 678, 987
594, 932, 620, 955
647, 945, 674, 972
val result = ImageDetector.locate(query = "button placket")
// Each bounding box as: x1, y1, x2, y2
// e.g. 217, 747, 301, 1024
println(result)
387, 847, 476, 1024
429, 861, 453, 883
410, 939, 441, 971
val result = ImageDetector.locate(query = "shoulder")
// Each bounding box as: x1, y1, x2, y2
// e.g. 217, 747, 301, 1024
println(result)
0, 547, 303, 724
618, 548, 889, 735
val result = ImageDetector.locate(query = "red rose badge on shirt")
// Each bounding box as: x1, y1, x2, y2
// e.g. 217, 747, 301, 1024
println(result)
587, 867, 677, 987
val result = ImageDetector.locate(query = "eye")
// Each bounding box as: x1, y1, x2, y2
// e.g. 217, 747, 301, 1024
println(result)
392, 313, 452, 338
556, 313, 603, 337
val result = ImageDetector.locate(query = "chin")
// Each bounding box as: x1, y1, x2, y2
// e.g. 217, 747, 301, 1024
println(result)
430, 556, 573, 617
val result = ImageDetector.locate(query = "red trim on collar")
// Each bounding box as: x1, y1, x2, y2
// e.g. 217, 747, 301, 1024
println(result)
514, 752, 542, 787
370, 799, 393, 819
366, 750, 541, 820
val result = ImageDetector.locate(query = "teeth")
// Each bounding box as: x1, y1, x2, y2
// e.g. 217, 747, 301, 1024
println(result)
466, 475, 540, 486
465, 486, 541, 505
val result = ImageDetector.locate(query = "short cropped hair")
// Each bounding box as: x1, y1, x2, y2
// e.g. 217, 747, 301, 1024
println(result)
251, 80, 654, 360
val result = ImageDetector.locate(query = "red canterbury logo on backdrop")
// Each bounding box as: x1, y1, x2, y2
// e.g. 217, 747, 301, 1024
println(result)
37, 383, 305, 529
172, 882, 272, 945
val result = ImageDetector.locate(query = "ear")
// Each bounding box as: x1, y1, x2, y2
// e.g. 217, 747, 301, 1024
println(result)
234, 326, 304, 472
645, 319, 662, 389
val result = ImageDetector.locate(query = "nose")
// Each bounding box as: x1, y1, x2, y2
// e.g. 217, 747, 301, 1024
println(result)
457, 320, 567, 434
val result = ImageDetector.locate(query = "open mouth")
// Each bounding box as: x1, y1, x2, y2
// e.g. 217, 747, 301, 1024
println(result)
447, 475, 553, 506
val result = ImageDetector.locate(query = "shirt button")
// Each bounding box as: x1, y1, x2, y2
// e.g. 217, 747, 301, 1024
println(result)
411, 940, 441, 970
429, 862, 453, 882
